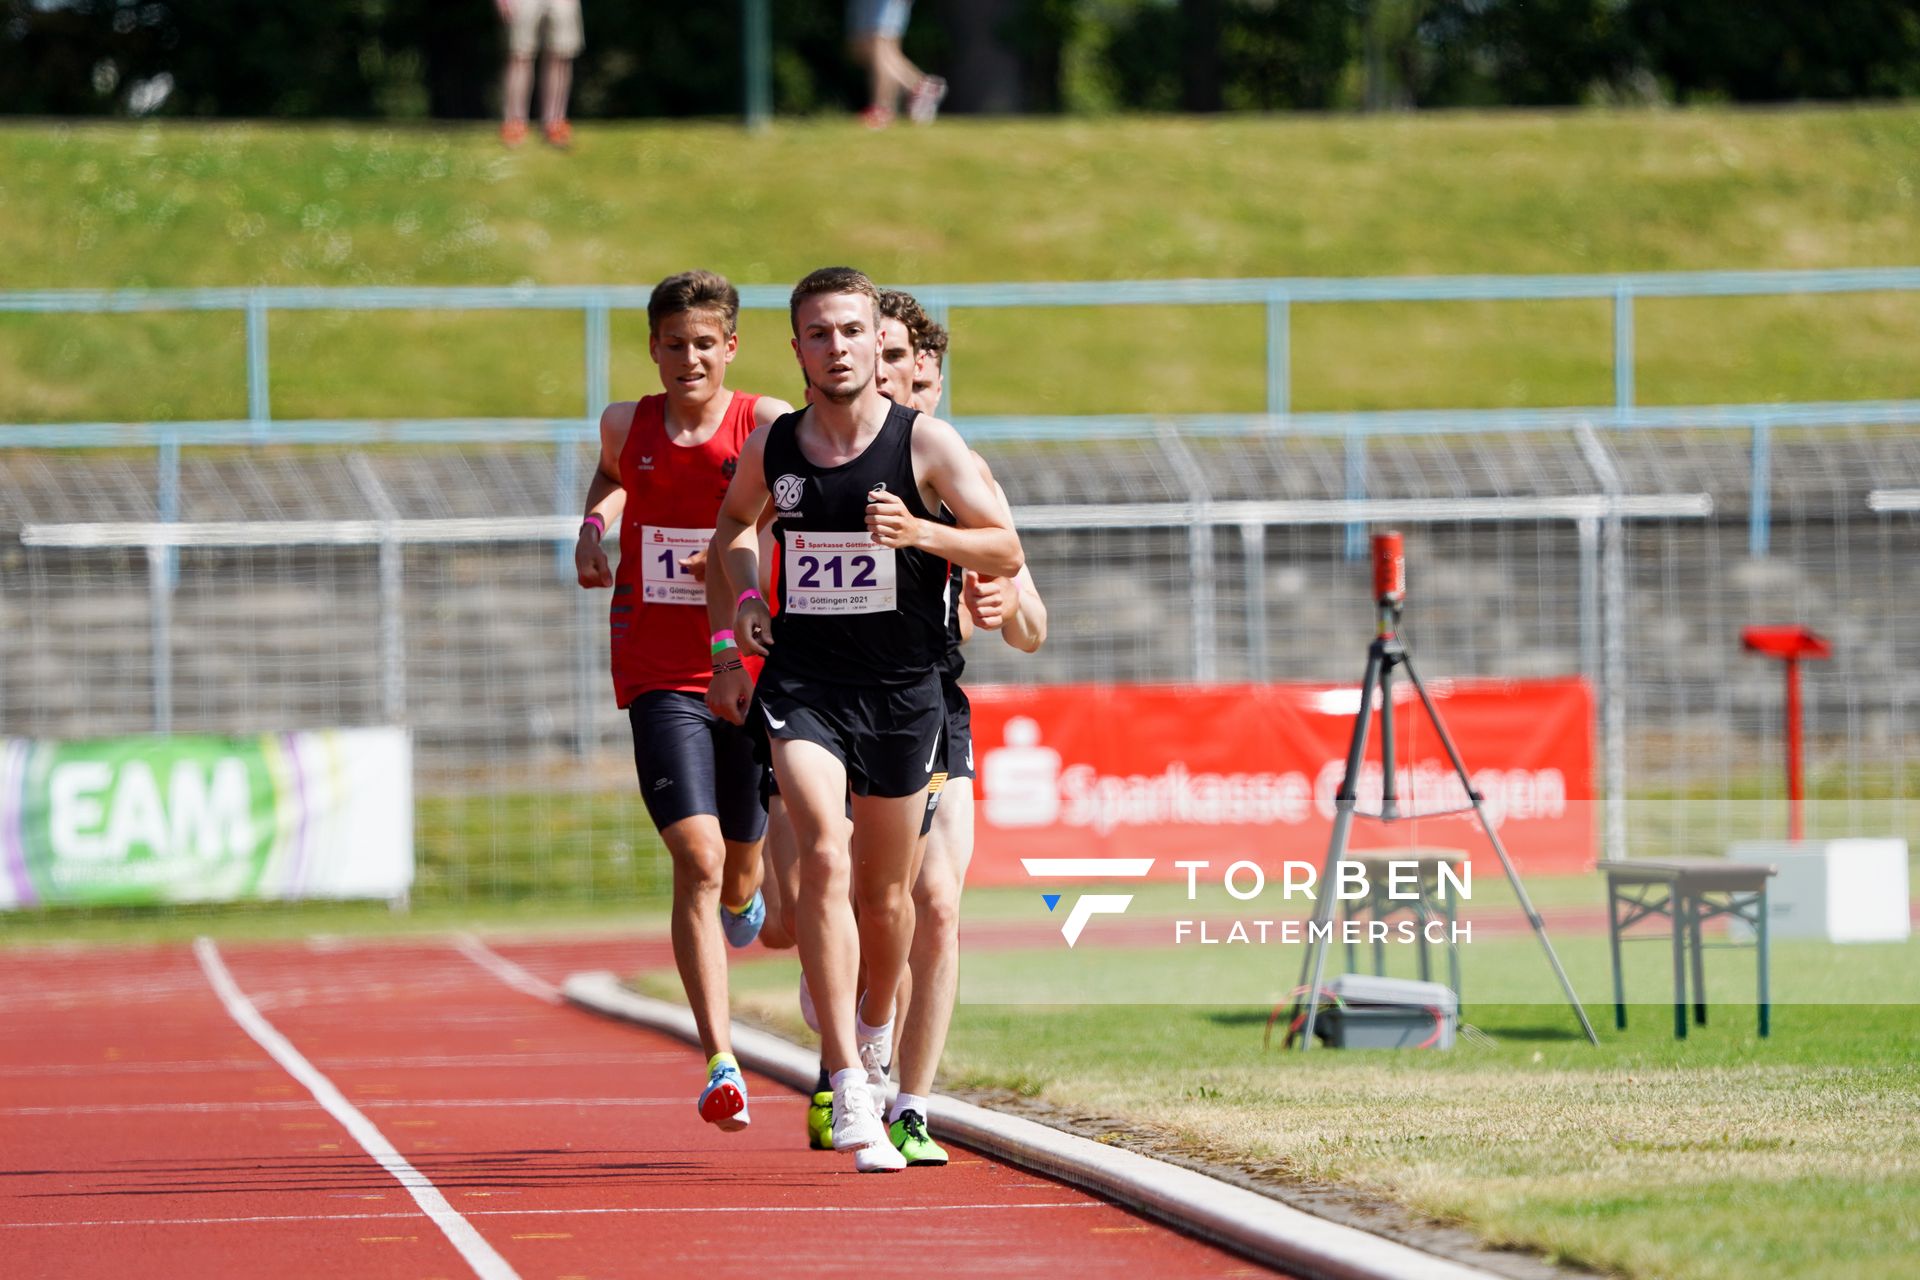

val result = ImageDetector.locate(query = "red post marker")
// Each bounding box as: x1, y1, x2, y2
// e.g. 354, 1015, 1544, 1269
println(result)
1741, 625, 1833, 841
1372, 531, 1405, 607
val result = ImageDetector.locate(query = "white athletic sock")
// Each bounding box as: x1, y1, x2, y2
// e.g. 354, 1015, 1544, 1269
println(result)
889, 1092, 929, 1123
829, 1067, 865, 1094
855, 1010, 893, 1043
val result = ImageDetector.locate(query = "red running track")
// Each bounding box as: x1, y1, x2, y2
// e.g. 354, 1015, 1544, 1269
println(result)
0, 933, 1289, 1279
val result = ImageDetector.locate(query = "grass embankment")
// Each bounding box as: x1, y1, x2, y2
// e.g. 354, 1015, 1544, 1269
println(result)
3, 108, 1918, 424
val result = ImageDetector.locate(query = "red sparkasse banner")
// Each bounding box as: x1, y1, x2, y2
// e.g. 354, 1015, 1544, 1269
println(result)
966, 680, 1594, 885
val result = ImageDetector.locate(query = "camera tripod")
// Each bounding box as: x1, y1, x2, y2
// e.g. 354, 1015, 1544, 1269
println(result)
1288, 533, 1599, 1049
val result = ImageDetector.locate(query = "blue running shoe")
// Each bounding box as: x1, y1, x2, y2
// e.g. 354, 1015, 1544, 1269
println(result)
719, 889, 766, 949
698, 1061, 750, 1131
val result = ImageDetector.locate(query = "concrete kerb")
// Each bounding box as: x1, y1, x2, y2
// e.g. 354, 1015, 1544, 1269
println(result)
562, 971, 1498, 1280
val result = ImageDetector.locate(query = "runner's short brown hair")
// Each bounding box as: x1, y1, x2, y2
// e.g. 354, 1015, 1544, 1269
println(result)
877, 288, 936, 352
917, 318, 949, 367
649, 270, 739, 337
789, 266, 880, 333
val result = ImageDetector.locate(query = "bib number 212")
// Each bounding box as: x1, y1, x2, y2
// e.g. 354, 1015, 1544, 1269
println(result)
784, 533, 896, 615
795, 553, 878, 590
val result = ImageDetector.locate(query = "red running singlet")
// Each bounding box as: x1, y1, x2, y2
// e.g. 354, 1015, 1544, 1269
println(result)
609, 390, 762, 706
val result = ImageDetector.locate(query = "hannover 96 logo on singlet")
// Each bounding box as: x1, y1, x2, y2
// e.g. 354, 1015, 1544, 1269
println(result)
772, 473, 806, 513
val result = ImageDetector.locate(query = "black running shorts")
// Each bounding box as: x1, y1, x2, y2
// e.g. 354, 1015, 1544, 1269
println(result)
917, 678, 973, 836
920, 726, 948, 837
942, 678, 974, 782
753, 667, 946, 800
760, 728, 933, 832
628, 690, 769, 844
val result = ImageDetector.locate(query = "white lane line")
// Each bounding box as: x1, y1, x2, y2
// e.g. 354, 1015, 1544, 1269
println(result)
3, 1102, 323, 1115
449, 934, 564, 1005
0, 1059, 273, 1077
3, 1096, 803, 1116
192, 937, 520, 1280
0, 1202, 1103, 1230
0, 986, 222, 1012
324, 1051, 685, 1069
0, 1051, 687, 1077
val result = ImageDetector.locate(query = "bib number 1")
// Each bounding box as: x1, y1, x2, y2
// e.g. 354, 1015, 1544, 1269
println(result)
640, 526, 712, 605
784, 532, 897, 615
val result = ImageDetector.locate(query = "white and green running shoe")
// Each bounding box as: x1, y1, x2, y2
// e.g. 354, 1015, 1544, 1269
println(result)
889, 1109, 948, 1166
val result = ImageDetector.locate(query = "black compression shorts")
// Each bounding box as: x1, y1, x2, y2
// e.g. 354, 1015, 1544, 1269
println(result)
628, 690, 768, 844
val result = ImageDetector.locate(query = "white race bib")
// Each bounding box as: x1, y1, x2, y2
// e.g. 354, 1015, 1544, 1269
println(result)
783, 532, 897, 615
640, 525, 712, 605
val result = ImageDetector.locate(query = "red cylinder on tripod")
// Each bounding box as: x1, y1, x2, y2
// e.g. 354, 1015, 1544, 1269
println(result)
1372, 531, 1405, 606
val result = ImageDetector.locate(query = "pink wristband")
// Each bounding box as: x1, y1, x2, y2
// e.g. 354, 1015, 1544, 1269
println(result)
737, 588, 763, 608
581, 513, 605, 536
711, 629, 735, 645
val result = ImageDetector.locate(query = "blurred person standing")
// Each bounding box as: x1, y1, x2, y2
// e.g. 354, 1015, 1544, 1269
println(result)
497, 0, 582, 149
848, 0, 945, 129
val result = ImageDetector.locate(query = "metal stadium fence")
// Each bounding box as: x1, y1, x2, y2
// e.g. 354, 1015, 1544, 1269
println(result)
3, 271, 1918, 905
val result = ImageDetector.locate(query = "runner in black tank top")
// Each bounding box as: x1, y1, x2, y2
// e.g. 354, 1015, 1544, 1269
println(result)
703, 269, 1023, 1173
760, 400, 950, 688
869, 296, 1046, 1165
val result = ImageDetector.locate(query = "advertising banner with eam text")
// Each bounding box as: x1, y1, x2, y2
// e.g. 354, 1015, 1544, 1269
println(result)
0, 728, 412, 909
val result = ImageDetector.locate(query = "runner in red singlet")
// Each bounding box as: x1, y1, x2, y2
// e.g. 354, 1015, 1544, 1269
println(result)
575, 270, 793, 1132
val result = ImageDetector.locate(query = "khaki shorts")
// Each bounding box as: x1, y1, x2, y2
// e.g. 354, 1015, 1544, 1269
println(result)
507, 0, 583, 59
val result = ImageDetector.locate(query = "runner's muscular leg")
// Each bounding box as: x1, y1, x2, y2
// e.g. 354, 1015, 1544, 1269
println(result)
889, 823, 934, 1057
772, 737, 860, 1075
848, 789, 923, 1032
720, 835, 764, 914
660, 813, 736, 1062
899, 780, 974, 1097
757, 798, 800, 950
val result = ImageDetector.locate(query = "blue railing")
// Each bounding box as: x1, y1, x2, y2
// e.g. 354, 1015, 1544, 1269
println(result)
5, 268, 1919, 556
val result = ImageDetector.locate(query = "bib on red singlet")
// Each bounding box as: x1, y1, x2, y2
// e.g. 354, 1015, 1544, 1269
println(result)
640, 525, 713, 605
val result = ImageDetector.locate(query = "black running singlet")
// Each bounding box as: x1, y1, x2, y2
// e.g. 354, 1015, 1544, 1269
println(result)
936, 509, 965, 683
762, 400, 950, 686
